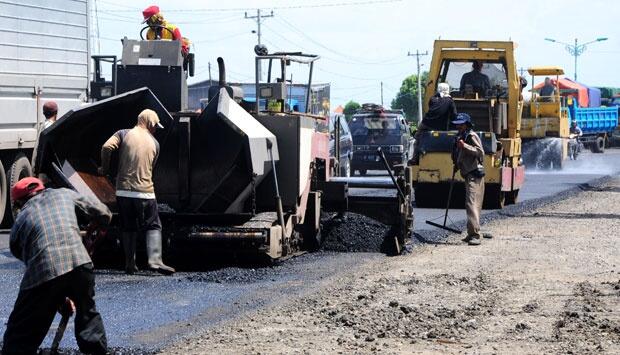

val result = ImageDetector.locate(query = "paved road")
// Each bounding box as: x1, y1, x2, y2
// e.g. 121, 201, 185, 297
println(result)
0, 149, 618, 351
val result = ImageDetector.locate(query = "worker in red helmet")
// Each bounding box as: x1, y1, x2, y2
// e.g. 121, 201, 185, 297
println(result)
142, 5, 189, 56
2, 177, 111, 355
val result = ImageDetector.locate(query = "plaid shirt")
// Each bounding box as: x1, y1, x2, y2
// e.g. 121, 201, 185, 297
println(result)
10, 188, 112, 290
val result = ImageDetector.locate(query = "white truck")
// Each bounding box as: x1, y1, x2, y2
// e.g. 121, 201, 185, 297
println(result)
0, 0, 89, 224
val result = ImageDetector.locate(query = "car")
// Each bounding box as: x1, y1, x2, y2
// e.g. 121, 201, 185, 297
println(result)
329, 113, 353, 177
349, 104, 411, 176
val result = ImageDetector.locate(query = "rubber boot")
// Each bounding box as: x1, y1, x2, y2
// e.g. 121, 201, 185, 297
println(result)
145, 230, 175, 275
122, 232, 138, 274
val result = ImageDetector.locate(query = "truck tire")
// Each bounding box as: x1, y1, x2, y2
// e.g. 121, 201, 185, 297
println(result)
5, 154, 33, 225
0, 161, 7, 226
591, 136, 605, 153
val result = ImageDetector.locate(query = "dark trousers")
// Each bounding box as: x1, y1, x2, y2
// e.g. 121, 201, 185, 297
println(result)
116, 196, 162, 233
2, 264, 107, 355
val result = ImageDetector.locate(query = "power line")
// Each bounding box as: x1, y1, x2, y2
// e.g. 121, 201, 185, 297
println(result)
100, 0, 403, 13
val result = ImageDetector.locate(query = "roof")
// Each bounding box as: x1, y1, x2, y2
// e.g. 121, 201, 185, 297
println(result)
528, 66, 564, 76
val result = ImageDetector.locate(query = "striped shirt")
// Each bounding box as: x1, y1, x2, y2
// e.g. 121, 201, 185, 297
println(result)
10, 188, 112, 290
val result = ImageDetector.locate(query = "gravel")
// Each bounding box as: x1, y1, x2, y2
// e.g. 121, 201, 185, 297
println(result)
321, 213, 393, 253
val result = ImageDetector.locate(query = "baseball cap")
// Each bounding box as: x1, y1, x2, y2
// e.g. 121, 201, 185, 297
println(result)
11, 177, 45, 202
452, 113, 472, 125
142, 5, 160, 23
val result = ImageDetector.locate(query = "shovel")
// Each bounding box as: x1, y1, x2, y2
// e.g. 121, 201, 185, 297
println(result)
425, 166, 462, 234
42, 298, 74, 355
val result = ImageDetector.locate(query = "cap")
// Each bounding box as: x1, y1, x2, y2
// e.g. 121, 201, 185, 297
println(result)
43, 101, 58, 118
137, 109, 164, 129
11, 177, 45, 202
452, 113, 472, 125
142, 5, 160, 23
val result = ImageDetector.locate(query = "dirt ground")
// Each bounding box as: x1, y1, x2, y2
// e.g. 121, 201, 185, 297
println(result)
162, 177, 620, 355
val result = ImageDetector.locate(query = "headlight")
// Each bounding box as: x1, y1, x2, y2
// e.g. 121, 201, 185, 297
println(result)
389, 145, 404, 153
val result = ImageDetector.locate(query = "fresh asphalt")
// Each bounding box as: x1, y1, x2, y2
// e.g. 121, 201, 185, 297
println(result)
0, 149, 618, 352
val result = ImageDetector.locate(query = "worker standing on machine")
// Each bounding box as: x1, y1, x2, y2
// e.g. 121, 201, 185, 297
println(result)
99, 109, 175, 275
410, 83, 457, 164
142, 5, 189, 56
2, 177, 110, 355
451, 113, 486, 246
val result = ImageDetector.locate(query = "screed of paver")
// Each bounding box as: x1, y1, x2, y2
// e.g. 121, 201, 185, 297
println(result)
162, 177, 620, 355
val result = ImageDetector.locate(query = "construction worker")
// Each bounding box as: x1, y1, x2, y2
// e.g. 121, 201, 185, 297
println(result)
42, 101, 58, 130
2, 177, 110, 355
460, 60, 491, 98
539, 77, 557, 102
568, 119, 583, 160
410, 83, 457, 164
451, 113, 486, 246
99, 109, 175, 275
142, 5, 189, 56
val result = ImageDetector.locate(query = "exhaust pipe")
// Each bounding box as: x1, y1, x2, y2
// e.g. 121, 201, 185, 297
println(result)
217, 57, 226, 87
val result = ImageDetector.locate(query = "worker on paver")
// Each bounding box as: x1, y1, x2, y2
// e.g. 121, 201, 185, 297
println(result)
42, 101, 58, 130
410, 83, 457, 164
142, 5, 189, 56
460, 60, 491, 98
2, 177, 110, 355
99, 109, 175, 275
451, 113, 486, 246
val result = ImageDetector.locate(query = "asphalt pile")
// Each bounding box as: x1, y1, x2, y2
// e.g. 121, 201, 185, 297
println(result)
320, 213, 393, 253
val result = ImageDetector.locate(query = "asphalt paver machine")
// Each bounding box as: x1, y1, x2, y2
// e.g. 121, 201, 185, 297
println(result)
34, 38, 413, 262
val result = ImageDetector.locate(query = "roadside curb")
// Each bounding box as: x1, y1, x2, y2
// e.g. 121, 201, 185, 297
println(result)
410, 173, 618, 247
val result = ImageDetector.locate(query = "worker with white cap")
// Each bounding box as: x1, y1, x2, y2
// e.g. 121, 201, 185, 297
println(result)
410, 82, 458, 164
99, 109, 175, 275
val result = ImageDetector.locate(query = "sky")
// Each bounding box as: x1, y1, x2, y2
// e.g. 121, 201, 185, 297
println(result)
92, 0, 620, 109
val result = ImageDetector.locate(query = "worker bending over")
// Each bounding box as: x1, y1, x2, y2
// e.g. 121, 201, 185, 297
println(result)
100, 109, 175, 275
142, 5, 189, 56
451, 113, 487, 246
411, 83, 457, 164
2, 177, 110, 355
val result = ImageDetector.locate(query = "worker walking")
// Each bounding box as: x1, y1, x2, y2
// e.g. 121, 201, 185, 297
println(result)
410, 83, 457, 164
42, 101, 58, 130
99, 109, 175, 275
142, 5, 189, 56
2, 177, 110, 355
451, 113, 486, 246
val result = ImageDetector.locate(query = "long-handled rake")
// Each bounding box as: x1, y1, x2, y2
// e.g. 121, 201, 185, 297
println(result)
425, 167, 462, 234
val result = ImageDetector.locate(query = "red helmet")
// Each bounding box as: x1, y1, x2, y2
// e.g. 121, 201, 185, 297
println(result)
142, 5, 160, 23
12, 177, 45, 202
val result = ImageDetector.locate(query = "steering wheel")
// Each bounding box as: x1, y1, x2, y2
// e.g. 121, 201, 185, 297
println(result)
140, 25, 175, 40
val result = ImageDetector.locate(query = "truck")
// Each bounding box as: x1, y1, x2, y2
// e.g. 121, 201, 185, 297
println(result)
521, 67, 569, 169
34, 34, 414, 263
567, 97, 618, 153
410, 40, 525, 209
349, 104, 411, 176
0, 0, 89, 224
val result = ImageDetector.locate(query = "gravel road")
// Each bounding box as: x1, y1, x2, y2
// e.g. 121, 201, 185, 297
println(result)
163, 176, 620, 354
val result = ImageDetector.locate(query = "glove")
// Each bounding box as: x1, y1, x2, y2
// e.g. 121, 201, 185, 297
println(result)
58, 298, 75, 317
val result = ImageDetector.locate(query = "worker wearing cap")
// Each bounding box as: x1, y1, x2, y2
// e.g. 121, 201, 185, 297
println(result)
2, 177, 111, 355
452, 113, 486, 246
42, 101, 58, 130
410, 83, 457, 164
142, 5, 189, 56
99, 109, 175, 275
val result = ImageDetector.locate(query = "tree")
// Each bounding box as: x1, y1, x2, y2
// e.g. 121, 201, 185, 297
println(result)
391, 71, 429, 121
343, 100, 361, 120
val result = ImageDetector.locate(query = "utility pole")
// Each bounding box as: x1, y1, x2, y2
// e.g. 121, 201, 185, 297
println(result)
518, 67, 527, 77
245, 9, 274, 81
208, 62, 212, 87
544, 37, 608, 81
380, 81, 384, 106
407, 50, 428, 123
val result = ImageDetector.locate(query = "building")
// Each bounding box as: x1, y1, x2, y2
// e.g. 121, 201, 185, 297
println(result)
188, 80, 331, 115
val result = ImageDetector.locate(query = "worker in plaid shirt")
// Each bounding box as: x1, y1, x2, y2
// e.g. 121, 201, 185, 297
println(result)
2, 177, 111, 355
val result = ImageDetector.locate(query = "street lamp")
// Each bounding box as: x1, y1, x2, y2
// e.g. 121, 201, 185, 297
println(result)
544, 37, 608, 81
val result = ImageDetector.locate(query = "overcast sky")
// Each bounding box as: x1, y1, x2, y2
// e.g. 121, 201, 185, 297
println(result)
94, 0, 619, 109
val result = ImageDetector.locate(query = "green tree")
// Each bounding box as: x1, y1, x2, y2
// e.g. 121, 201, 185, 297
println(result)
391, 71, 429, 121
343, 100, 361, 120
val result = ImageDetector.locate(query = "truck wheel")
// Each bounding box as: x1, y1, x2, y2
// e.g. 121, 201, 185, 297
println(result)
0, 161, 7, 226
5, 154, 33, 224
591, 137, 605, 153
